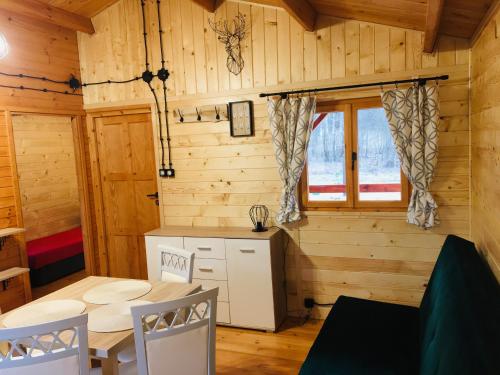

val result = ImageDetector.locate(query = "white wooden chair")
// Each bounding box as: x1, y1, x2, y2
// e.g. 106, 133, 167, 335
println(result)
0, 314, 89, 375
159, 245, 194, 283
117, 245, 196, 364
115, 288, 218, 375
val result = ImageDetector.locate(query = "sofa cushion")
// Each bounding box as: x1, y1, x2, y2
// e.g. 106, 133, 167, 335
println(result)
300, 296, 420, 375
419, 235, 500, 375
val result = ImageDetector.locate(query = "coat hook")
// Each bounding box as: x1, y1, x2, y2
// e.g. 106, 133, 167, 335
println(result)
177, 109, 184, 123
196, 107, 202, 121
215, 106, 221, 121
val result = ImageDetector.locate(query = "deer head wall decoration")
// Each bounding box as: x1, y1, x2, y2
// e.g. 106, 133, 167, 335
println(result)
209, 13, 247, 75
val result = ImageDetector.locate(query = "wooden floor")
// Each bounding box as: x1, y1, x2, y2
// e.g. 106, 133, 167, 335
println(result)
32, 272, 321, 374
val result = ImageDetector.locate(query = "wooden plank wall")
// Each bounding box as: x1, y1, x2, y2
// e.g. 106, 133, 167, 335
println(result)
471, 8, 500, 281
0, 10, 82, 112
12, 115, 81, 242
0, 110, 28, 310
78, 0, 471, 317
0, 8, 83, 311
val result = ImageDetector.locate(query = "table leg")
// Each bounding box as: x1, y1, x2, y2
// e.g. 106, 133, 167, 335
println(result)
101, 353, 120, 375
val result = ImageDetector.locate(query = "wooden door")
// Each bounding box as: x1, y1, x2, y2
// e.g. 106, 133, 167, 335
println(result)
95, 113, 160, 279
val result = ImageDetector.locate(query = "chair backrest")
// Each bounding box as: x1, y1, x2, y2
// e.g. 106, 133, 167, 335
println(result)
131, 288, 218, 375
159, 245, 194, 283
0, 313, 89, 375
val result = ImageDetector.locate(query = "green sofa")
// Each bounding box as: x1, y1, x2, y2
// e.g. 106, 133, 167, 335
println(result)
299, 235, 500, 375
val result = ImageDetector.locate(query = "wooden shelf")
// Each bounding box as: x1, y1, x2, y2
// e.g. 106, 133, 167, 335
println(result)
0, 267, 29, 283
0, 228, 25, 238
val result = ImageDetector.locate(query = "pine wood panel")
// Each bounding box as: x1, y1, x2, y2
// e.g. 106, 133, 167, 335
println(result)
78, 0, 468, 106
12, 115, 81, 241
0, 111, 31, 312
471, 7, 500, 281
78, 0, 471, 318
0, 8, 83, 313
94, 113, 160, 279
0, 9, 83, 113
39, 0, 121, 18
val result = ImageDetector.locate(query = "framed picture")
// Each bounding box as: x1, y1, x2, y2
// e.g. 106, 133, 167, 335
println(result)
229, 100, 254, 137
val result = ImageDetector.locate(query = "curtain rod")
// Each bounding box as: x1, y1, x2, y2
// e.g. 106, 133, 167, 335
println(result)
258, 75, 449, 98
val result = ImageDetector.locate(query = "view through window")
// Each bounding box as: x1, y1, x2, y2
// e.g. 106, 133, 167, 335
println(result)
303, 98, 408, 210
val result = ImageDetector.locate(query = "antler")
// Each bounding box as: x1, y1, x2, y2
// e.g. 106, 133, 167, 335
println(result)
208, 13, 247, 75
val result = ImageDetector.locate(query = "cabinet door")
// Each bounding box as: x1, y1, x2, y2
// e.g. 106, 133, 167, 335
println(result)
145, 236, 184, 280
225, 239, 275, 330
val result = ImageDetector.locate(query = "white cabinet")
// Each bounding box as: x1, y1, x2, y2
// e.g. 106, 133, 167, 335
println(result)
225, 239, 275, 330
145, 226, 286, 331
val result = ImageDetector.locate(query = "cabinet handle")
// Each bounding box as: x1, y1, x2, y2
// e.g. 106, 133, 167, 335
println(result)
239, 248, 255, 253
197, 247, 212, 251
198, 267, 214, 272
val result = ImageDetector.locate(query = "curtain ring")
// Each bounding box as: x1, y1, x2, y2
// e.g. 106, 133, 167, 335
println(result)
395, 82, 399, 90
196, 107, 202, 121
380, 84, 384, 93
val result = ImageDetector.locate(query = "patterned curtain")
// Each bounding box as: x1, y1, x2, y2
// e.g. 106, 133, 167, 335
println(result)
267, 96, 316, 224
381, 84, 440, 228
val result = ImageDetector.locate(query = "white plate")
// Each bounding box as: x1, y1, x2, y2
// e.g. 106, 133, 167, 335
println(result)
88, 300, 153, 333
2, 299, 86, 328
83, 280, 152, 305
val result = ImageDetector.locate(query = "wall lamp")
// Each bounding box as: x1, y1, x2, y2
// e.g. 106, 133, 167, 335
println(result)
0, 32, 9, 60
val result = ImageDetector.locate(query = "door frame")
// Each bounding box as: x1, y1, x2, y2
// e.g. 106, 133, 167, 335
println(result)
5, 108, 97, 276
85, 104, 162, 276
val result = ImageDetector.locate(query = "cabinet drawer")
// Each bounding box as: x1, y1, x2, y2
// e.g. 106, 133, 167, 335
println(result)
184, 237, 226, 259
217, 302, 230, 324
194, 279, 229, 302
145, 236, 184, 281
193, 258, 227, 281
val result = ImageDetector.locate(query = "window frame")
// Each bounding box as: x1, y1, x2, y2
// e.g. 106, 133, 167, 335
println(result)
301, 97, 410, 212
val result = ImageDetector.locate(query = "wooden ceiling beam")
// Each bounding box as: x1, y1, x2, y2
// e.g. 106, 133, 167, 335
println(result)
280, 0, 316, 31
0, 0, 95, 34
423, 0, 445, 52
192, 0, 218, 12
470, 0, 500, 46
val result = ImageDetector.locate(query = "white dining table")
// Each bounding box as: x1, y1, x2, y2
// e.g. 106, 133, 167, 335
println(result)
0, 276, 201, 375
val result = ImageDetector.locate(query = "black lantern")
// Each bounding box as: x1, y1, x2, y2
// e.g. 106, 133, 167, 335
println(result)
249, 205, 269, 232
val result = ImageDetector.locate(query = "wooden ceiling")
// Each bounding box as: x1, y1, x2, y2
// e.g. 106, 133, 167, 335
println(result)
198, 0, 497, 51
37, 0, 121, 18
0, 0, 496, 52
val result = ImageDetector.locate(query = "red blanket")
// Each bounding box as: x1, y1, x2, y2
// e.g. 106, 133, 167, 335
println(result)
27, 227, 83, 269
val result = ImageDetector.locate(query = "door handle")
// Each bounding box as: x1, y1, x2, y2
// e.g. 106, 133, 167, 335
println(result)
147, 192, 159, 199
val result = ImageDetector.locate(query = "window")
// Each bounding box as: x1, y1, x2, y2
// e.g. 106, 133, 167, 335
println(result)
301, 97, 409, 210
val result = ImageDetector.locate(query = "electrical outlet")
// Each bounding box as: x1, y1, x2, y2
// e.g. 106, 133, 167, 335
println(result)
159, 168, 175, 178
304, 298, 315, 309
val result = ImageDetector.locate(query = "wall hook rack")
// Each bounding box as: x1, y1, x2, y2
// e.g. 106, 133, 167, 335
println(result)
174, 104, 229, 124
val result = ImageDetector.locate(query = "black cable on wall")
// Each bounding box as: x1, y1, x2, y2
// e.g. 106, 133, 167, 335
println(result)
0, 0, 175, 178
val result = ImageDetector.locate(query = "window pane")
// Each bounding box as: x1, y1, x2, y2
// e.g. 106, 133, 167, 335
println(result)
307, 112, 346, 201
357, 107, 402, 201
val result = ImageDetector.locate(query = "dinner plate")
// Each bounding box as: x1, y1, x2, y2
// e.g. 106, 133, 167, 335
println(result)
83, 280, 152, 305
2, 299, 86, 328
88, 300, 153, 333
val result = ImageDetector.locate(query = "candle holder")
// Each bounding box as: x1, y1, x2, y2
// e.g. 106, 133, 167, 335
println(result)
249, 205, 269, 232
